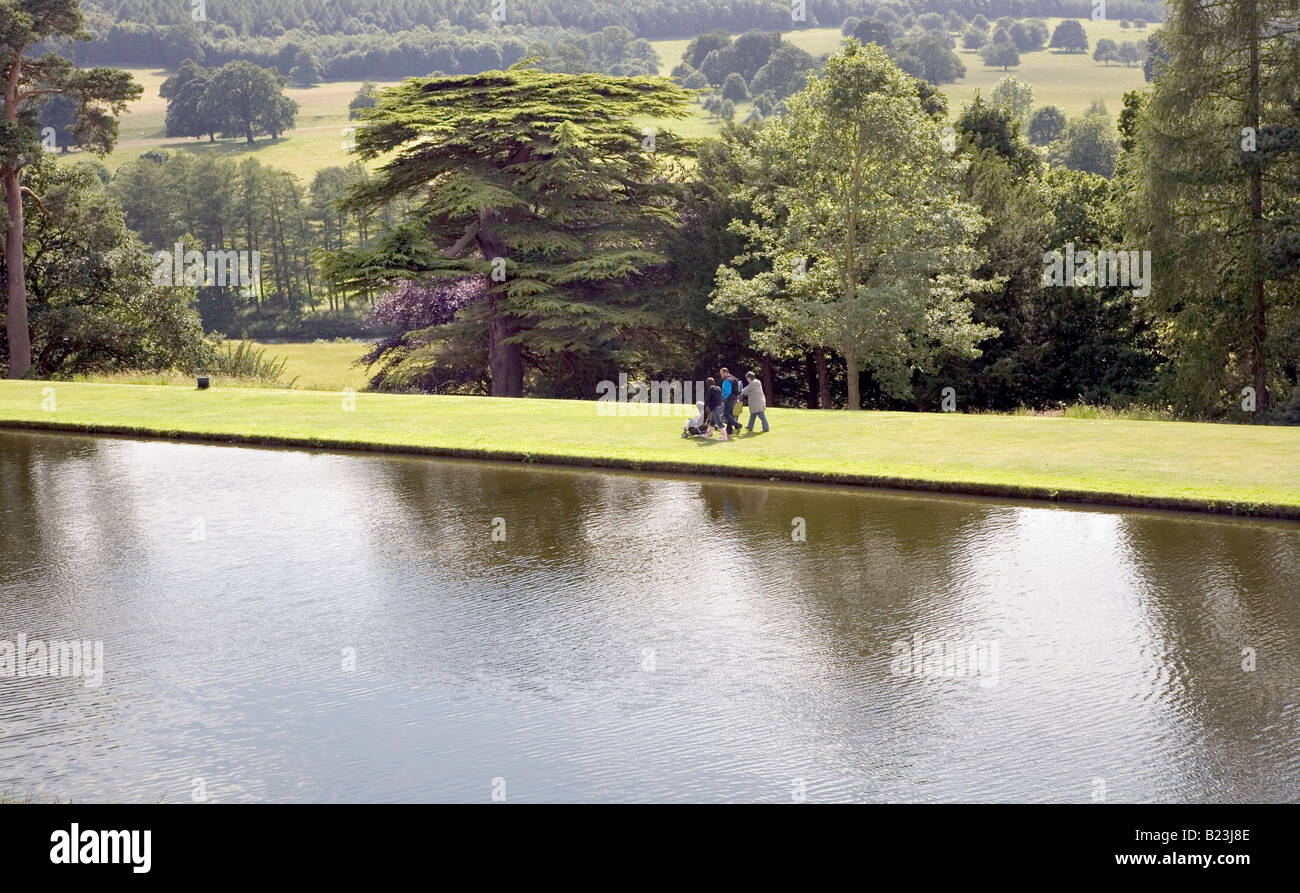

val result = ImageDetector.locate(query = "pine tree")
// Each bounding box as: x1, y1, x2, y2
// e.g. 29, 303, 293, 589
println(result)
329, 63, 694, 396
1128, 0, 1300, 413
1, 0, 141, 377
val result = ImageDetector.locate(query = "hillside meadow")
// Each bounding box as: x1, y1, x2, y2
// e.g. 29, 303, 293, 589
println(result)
52, 18, 1150, 181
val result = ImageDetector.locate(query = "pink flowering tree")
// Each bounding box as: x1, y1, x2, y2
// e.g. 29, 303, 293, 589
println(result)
360, 277, 485, 392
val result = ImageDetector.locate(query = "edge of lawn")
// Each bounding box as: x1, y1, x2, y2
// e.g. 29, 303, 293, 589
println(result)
1, 413, 1297, 521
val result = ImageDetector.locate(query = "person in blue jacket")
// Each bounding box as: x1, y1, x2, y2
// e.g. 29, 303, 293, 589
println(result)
719, 366, 742, 436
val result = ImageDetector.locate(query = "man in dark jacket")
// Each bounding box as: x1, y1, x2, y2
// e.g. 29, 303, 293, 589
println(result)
703, 377, 728, 440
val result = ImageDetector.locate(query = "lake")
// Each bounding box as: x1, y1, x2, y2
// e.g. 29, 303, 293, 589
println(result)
0, 430, 1296, 803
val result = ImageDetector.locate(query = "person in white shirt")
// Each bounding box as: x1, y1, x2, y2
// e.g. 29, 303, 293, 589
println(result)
740, 372, 769, 433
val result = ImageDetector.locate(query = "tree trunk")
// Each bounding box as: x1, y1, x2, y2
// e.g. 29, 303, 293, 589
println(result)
815, 348, 831, 409
845, 343, 860, 410
3, 54, 29, 378
487, 287, 523, 397
4, 167, 30, 378
804, 352, 818, 408
1247, 0, 1268, 413
476, 216, 523, 397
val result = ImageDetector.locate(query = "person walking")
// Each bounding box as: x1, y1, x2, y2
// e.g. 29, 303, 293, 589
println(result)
720, 366, 742, 436
740, 371, 769, 433
703, 377, 728, 441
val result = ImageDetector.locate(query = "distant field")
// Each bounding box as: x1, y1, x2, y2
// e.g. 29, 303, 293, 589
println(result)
77, 68, 402, 181
70, 19, 1150, 179
651, 18, 1152, 138
948, 17, 1150, 119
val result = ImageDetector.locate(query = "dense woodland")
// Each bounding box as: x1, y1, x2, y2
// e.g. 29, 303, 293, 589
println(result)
72, 0, 1164, 76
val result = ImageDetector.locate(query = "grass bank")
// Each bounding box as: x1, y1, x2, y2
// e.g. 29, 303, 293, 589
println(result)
1, 381, 1296, 518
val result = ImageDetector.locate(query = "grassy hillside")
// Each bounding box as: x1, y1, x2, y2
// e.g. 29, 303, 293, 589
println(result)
947, 17, 1150, 118
652, 18, 1151, 138
65, 19, 1149, 180
85, 69, 401, 181
1, 380, 1295, 516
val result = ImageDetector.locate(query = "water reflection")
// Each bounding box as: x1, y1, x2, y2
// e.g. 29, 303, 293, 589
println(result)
0, 431, 1295, 803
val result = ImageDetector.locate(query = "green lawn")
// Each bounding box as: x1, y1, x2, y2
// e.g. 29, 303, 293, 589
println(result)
72, 339, 374, 392
2, 381, 1296, 517
233, 340, 372, 391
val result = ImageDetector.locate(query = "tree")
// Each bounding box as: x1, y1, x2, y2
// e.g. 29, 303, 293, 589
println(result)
958, 94, 1038, 176
0, 0, 141, 378
1010, 20, 1049, 53
359, 278, 486, 391
699, 44, 739, 85
289, 50, 323, 86
730, 29, 779, 82
201, 60, 298, 144
1117, 41, 1146, 67
980, 40, 1021, 71
161, 60, 215, 140
683, 30, 730, 71
990, 76, 1034, 124
1027, 105, 1066, 145
348, 82, 379, 119
850, 18, 893, 51
1094, 38, 1119, 65
711, 41, 996, 410
1052, 113, 1118, 177
721, 72, 748, 102
2, 158, 211, 375
38, 93, 77, 153
894, 31, 966, 85
1126, 0, 1300, 414
749, 44, 817, 100
1050, 20, 1089, 54
962, 26, 987, 50
330, 65, 694, 397
1143, 31, 1169, 82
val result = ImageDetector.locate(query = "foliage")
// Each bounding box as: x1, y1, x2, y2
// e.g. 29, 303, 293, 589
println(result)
1027, 105, 1066, 145
359, 277, 484, 392
1, 159, 211, 376
711, 40, 996, 409
1049, 19, 1090, 53
331, 64, 695, 397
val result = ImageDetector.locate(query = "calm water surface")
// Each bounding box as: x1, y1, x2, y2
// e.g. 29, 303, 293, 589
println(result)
0, 430, 1296, 803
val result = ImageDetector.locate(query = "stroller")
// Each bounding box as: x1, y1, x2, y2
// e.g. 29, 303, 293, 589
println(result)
682, 401, 709, 437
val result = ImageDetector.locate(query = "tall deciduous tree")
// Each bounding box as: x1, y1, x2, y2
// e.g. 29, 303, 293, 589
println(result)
1, 0, 141, 377
1126, 0, 1300, 413
330, 63, 693, 396
711, 40, 997, 410
201, 60, 297, 144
